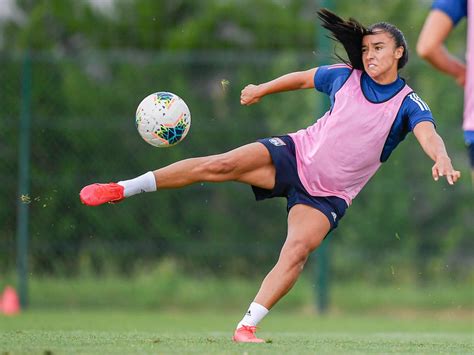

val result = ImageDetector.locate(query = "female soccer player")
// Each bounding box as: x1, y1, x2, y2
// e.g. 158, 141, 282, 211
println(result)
80, 9, 461, 343
417, 0, 473, 183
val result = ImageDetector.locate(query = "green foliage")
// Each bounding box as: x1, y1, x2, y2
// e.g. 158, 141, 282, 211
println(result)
0, 0, 472, 281
5, 0, 316, 51
3, 262, 473, 311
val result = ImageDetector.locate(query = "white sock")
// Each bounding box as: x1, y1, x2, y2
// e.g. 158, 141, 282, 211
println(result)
118, 171, 157, 197
236, 302, 269, 329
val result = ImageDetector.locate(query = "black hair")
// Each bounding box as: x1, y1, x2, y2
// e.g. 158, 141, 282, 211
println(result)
317, 9, 408, 70
367, 22, 408, 69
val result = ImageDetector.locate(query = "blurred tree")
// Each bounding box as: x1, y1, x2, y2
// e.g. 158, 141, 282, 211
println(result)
3, 0, 316, 51
0, 0, 471, 281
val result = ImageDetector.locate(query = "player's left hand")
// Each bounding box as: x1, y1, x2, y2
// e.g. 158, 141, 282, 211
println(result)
432, 156, 461, 185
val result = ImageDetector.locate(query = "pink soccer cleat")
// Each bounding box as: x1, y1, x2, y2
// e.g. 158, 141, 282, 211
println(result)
232, 325, 265, 343
80, 183, 124, 206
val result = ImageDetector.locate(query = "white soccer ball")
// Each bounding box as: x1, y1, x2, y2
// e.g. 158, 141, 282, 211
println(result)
135, 92, 191, 147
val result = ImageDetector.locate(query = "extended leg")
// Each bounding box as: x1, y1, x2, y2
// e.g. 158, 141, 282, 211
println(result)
152, 142, 275, 189
254, 204, 330, 309
80, 142, 275, 205
233, 204, 330, 343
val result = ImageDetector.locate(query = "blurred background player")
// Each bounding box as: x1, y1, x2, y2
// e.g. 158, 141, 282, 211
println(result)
80, 9, 460, 343
417, 0, 474, 183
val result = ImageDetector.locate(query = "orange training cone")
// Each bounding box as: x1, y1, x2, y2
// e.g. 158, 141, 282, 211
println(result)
1, 286, 20, 315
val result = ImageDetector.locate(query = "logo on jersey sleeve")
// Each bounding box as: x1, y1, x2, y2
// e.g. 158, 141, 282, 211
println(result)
269, 137, 286, 146
408, 93, 431, 111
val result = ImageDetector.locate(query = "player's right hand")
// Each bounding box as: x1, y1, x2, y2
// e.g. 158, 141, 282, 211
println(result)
241, 84, 262, 106
432, 156, 461, 185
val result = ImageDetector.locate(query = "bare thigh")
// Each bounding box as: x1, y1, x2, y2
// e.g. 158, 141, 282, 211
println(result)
153, 142, 275, 189
285, 204, 331, 252
253, 204, 331, 309
218, 142, 276, 189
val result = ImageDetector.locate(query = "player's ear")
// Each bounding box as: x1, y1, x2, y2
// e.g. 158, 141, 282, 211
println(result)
394, 46, 403, 59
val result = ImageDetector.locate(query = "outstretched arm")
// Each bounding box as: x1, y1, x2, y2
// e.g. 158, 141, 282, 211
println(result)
413, 121, 461, 185
240, 68, 317, 106
416, 10, 466, 86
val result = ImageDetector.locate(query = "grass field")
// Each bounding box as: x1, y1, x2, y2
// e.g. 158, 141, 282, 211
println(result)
6, 269, 473, 311
1, 310, 472, 354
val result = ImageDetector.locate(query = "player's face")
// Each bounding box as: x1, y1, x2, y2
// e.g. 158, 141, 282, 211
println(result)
361, 30, 404, 84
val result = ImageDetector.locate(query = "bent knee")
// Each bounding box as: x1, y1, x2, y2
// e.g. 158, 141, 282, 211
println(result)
283, 240, 316, 266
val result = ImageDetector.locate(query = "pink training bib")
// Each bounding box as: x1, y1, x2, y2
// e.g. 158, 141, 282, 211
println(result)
289, 69, 413, 205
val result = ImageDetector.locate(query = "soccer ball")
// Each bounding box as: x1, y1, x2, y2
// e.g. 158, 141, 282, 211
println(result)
135, 92, 191, 147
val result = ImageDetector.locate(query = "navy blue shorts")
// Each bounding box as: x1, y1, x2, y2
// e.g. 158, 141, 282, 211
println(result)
252, 135, 348, 231
464, 130, 474, 168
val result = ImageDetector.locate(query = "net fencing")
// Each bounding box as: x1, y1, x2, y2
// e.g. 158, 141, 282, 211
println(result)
1, 50, 472, 307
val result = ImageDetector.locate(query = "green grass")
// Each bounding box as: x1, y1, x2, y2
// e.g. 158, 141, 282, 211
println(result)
2, 268, 472, 353
1, 310, 473, 354
5, 269, 472, 311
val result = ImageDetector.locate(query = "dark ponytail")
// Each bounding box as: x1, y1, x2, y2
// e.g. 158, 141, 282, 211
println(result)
317, 9, 409, 70
317, 8, 368, 70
